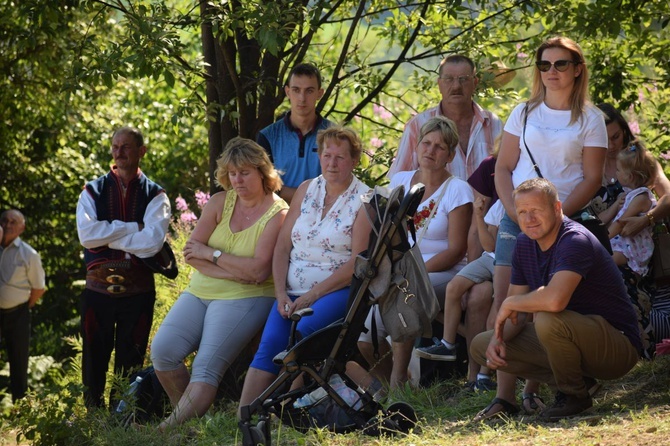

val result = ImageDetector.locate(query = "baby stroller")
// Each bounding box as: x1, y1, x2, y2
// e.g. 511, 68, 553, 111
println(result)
238, 183, 426, 446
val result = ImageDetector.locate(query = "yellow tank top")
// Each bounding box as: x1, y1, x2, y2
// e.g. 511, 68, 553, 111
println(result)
186, 190, 288, 300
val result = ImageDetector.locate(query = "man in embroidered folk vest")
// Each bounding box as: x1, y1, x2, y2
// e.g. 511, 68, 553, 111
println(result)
76, 127, 171, 409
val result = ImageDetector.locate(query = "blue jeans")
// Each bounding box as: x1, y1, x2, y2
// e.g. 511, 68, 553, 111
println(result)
494, 213, 521, 267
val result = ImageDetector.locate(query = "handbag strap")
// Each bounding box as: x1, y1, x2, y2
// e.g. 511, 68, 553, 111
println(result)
417, 176, 453, 245
522, 103, 544, 179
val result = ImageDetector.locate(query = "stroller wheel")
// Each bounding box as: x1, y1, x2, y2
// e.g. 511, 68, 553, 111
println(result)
361, 414, 400, 437
249, 425, 269, 445
257, 419, 270, 441
387, 402, 418, 434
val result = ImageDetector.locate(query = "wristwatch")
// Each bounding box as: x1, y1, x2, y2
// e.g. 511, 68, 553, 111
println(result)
212, 249, 222, 264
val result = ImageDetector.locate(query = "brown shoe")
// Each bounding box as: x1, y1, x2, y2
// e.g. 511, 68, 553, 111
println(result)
540, 391, 592, 421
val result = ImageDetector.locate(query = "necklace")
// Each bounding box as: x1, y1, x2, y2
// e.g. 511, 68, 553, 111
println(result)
604, 160, 618, 184
323, 176, 353, 209
238, 200, 264, 221
324, 194, 340, 207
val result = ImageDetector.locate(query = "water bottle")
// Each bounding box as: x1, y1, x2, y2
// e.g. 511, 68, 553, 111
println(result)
294, 386, 327, 408
115, 375, 144, 413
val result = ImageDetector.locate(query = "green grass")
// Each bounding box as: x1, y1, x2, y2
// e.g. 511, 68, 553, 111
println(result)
2, 354, 670, 445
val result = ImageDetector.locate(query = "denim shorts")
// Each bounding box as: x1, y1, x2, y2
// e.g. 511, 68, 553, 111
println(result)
494, 213, 521, 267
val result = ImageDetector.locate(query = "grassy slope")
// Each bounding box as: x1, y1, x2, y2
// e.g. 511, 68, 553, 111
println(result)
10, 353, 661, 446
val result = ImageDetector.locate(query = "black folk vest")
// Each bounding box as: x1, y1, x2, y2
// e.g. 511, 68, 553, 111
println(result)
83, 170, 164, 272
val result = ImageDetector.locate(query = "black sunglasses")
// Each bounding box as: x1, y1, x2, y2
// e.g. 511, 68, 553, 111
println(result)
535, 60, 580, 72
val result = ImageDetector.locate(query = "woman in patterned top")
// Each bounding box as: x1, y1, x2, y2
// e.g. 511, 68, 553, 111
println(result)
239, 125, 371, 412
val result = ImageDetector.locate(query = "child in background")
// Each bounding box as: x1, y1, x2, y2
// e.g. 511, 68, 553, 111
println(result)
602, 140, 657, 275
415, 197, 504, 389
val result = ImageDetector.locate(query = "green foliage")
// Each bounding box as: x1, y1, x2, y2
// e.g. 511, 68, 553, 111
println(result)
13, 381, 88, 446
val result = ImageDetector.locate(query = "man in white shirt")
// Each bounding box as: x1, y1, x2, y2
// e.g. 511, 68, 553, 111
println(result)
0, 209, 46, 401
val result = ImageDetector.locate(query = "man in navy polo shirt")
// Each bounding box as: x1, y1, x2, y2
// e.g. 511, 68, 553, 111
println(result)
257, 63, 333, 204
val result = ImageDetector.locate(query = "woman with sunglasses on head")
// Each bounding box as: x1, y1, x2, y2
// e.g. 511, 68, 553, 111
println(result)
473, 36, 608, 421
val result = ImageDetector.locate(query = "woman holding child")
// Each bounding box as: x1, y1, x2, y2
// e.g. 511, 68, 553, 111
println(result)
150, 138, 288, 430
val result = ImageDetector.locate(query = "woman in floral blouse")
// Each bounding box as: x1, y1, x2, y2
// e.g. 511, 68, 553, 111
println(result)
238, 125, 372, 412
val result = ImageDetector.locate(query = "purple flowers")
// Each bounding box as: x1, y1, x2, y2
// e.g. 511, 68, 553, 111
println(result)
195, 191, 210, 209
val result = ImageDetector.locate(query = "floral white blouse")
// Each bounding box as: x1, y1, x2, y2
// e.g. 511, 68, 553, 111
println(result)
286, 175, 370, 295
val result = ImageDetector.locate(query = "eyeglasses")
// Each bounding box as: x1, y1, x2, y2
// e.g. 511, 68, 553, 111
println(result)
439, 75, 472, 84
535, 60, 580, 72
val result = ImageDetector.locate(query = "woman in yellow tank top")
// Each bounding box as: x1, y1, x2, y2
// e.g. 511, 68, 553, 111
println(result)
150, 138, 288, 430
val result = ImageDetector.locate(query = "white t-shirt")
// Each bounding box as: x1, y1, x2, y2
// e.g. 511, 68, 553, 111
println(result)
505, 102, 607, 202
390, 171, 473, 268
482, 200, 505, 259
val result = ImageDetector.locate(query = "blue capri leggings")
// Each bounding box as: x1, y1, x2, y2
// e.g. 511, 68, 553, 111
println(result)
151, 292, 274, 387
250, 287, 350, 375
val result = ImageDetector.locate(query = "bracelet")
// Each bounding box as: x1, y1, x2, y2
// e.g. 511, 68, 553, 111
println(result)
647, 212, 655, 227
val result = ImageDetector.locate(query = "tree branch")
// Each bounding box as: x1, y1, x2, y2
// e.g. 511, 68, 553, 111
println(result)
341, 0, 431, 123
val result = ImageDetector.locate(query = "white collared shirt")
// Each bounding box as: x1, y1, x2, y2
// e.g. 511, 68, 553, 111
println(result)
0, 237, 45, 309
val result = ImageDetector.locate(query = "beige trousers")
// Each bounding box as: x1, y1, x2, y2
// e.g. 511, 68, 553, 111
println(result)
471, 310, 639, 397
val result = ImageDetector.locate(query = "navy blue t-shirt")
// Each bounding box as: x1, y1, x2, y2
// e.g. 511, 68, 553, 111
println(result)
511, 217, 642, 353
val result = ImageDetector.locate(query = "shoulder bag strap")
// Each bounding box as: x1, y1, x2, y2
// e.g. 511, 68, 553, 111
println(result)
522, 103, 544, 179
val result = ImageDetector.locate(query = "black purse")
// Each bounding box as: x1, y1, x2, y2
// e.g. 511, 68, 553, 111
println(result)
521, 103, 613, 254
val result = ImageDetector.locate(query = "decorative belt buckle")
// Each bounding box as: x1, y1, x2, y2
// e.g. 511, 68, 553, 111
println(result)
107, 284, 127, 294
106, 274, 125, 284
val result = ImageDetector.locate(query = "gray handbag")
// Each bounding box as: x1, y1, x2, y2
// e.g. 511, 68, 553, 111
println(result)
377, 242, 439, 342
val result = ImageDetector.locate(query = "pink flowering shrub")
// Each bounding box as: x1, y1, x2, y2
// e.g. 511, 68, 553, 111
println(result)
174, 190, 210, 226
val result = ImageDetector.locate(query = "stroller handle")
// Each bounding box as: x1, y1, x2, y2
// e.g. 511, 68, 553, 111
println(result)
291, 308, 314, 321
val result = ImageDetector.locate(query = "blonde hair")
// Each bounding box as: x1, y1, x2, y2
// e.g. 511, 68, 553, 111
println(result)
316, 125, 362, 160
513, 178, 559, 207
417, 116, 459, 157
528, 36, 589, 124
215, 137, 283, 194
617, 140, 657, 188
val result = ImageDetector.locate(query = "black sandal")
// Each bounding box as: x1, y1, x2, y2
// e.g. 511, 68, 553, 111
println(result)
522, 392, 545, 414
473, 397, 520, 421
